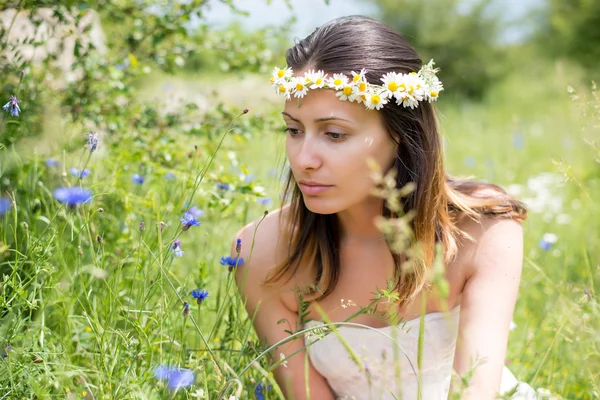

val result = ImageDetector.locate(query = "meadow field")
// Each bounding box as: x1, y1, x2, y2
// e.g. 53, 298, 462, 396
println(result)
1, 3, 599, 399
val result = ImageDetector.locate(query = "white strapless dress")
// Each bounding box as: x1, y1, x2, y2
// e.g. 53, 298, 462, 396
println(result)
304, 305, 538, 400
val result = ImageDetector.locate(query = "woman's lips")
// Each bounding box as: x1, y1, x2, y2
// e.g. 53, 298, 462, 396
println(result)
298, 183, 333, 195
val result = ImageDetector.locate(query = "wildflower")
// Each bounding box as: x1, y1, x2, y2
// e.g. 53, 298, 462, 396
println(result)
139, 220, 145, 231
220, 256, 244, 272
0, 197, 12, 216
97, 235, 103, 244
191, 289, 209, 305
46, 158, 60, 167
70, 167, 91, 179
171, 239, 184, 258
187, 206, 204, 218
257, 197, 273, 206
132, 174, 144, 184
164, 172, 176, 180
180, 212, 201, 231
235, 238, 242, 253
191, 389, 205, 398
86, 131, 99, 152
216, 183, 230, 191
3, 95, 20, 116
539, 233, 558, 251
280, 352, 288, 368
153, 365, 195, 390
183, 302, 190, 318
53, 187, 93, 206
509, 321, 517, 331
254, 382, 272, 400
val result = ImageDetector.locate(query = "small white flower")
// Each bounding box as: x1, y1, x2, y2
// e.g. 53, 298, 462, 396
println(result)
336, 84, 355, 101
270, 66, 293, 85
291, 77, 309, 98
351, 68, 367, 84
275, 82, 292, 100
327, 73, 349, 89
191, 388, 205, 398
542, 233, 558, 244
307, 69, 327, 89
364, 90, 389, 110
380, 72, 401, 97
352, 80, 369, 103
509, 321, 517, 331
280, 352, 288, 368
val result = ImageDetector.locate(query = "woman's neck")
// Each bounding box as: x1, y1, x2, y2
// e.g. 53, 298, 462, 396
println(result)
336, 197, 386, 242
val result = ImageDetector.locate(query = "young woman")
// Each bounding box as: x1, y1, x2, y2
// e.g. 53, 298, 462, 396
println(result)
233, 15, 536, 400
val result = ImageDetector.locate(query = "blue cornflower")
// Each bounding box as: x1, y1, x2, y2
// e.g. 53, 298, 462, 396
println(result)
132, 174, 145, 184
254, 382, 273, 400
180, 212, 201, 231
86, 131, 99, 152
216, 183, 230, 191
3, 96, 20, 117
170, 239, 184, 258
191, 289, 209, 305
0, 197, 12, 216
70, 167, 91, 178
257, 197, 273, 206
183, 302, 190, 318
46, 158, 60, 167
243, 174, 254, 183
164, 172, 176, 180
153, 365, 195, 390
187, 206, 204, 218
539, 233, 558, 251
220, 256, 244, 271
53, 187, 92, 206
235, 238, 242, 253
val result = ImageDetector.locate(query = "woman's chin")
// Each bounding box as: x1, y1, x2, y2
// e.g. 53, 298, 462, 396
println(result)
302, 197, 341, 215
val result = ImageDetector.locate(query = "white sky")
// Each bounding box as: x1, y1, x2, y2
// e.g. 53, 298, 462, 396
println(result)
197, 0, 546, 43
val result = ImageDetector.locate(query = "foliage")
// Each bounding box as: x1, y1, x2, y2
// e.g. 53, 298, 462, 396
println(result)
367, 0, 507, 100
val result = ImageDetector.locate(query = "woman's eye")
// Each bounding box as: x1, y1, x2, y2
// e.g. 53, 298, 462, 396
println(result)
326, 132, 347, 141
283, 127, 301, 136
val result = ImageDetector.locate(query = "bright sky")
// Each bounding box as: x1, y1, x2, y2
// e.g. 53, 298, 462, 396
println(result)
198, 0, 546, 43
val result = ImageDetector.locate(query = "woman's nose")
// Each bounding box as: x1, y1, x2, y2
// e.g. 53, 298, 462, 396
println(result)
295, 135, 323, 171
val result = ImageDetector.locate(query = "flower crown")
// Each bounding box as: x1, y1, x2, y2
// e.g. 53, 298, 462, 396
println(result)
270, 59, 443, 110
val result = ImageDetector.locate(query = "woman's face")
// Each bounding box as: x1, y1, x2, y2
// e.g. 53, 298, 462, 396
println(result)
283, 80, 398, 215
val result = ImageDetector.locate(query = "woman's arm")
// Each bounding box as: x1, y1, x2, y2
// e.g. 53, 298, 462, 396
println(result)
233, 217, 336, 400
452, 216, 524, 399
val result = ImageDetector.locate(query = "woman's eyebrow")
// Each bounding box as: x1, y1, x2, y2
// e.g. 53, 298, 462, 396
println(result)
281, 112, 352, 123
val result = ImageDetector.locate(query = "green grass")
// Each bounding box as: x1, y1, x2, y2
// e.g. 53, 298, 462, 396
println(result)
0, 57, 598, 399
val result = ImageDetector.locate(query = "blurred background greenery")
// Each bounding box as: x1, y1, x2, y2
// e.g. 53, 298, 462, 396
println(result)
0, 0, 599, 398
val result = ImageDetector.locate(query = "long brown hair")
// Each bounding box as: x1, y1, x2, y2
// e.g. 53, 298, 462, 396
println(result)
264, 16, 527, 307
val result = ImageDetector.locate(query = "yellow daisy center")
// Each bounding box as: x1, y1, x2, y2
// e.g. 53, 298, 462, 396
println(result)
334, 78, 343, 86
296, 83, 304, 91
410, 72, 417, 75
431, 91, 438, 97
277, 70, 285, 78
315, 77, 323, 85
279, 84, 287, 93
358, 82, 367, 91
343, 86, 353, 96
372, 94, 381, 104
408, 85, 414, 94
387, 82, 398, 92
360, 94, 367, 101
353, 74, 362, 83
269, 77, 275, 83
399, 83, 406, 92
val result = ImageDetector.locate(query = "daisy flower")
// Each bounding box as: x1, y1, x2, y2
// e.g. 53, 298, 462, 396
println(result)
364, 90, 389, 110
351, 68, 367, 84
352, 80, 369, 104
275, 82, 291, 100
291, 76, 308, 98
307, 69, 326, 89
380, 72, 402, 98
270, 66, 293, 85
336, 84, 355, 101
327, 73, 348, 90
